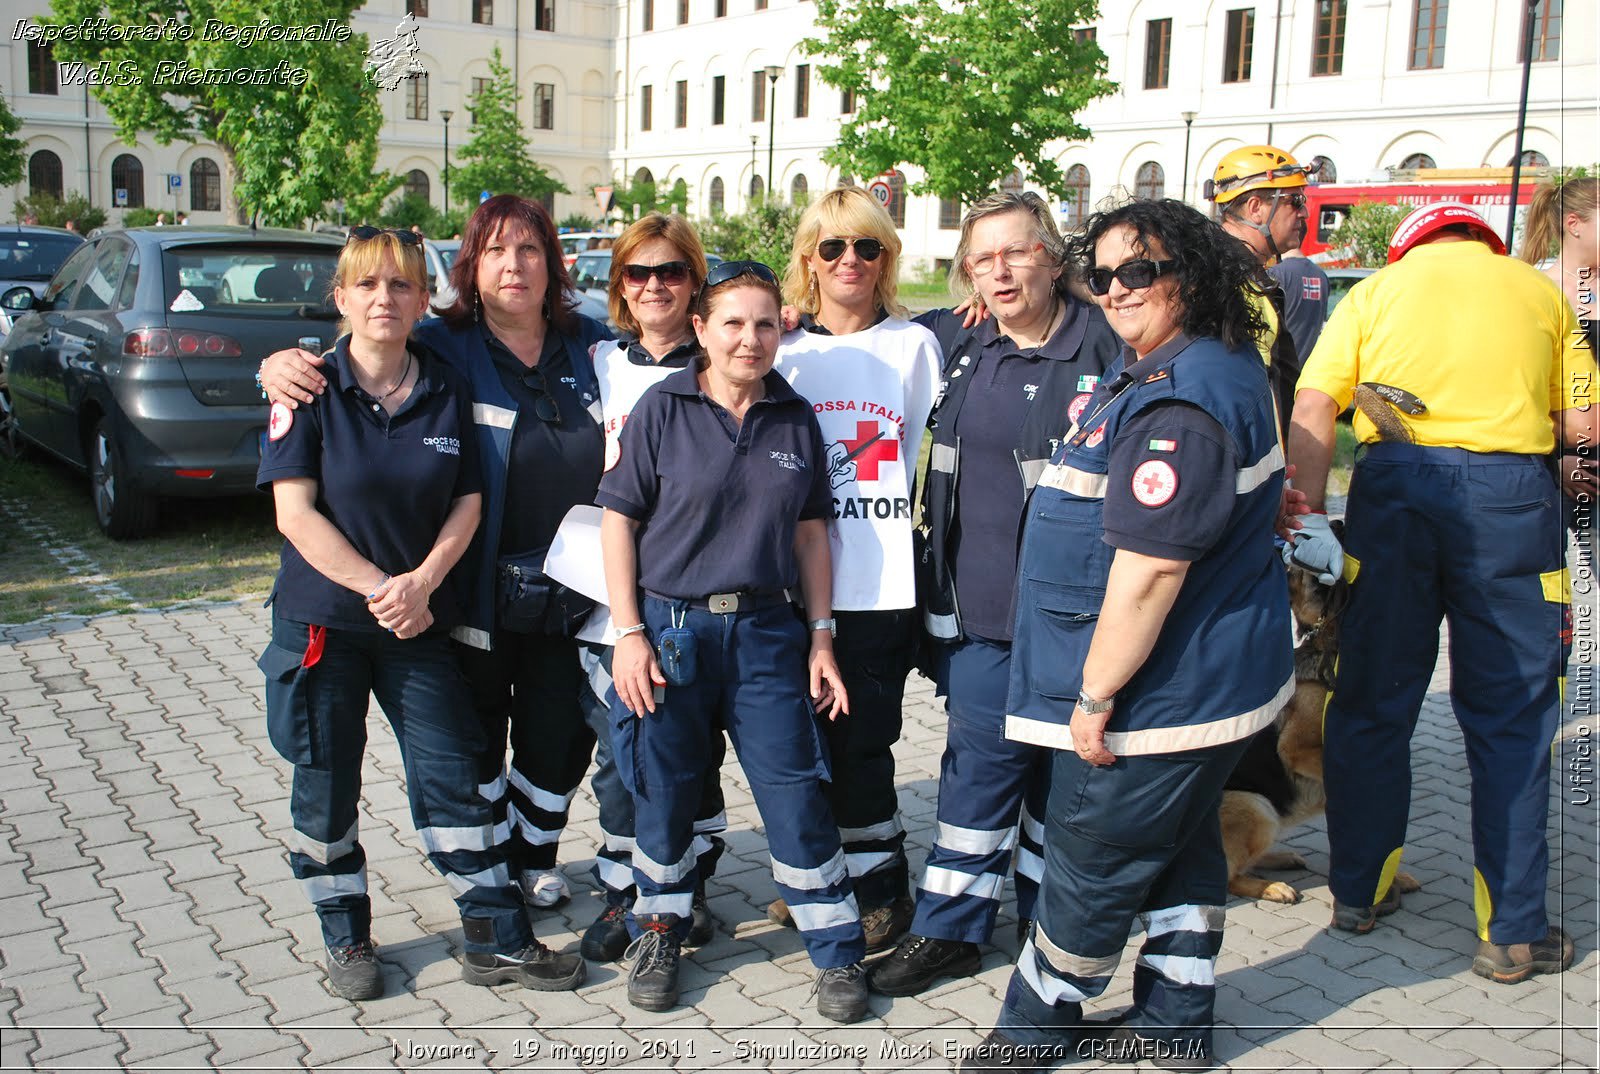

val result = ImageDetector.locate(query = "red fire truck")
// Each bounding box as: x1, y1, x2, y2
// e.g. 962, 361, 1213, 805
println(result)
1302, 168, 1545, 262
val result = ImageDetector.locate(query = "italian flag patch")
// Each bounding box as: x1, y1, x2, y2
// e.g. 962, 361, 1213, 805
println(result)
1148, 438, 1178, 453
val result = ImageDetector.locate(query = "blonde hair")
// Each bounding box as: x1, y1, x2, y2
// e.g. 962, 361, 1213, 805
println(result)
948, 191, 1069, 302
333, 231, 429, 337
607, 213, 710, 336
1520, 177, 1599, 265
783, 187, 905, 317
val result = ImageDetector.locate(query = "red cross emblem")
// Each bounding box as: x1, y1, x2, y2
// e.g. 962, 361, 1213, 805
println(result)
839, 420, 899, 481
268, 401, 293, 441
1131, 460, 1178, 507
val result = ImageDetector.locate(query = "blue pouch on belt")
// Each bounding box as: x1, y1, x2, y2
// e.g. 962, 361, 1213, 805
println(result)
657, 606, 697, 686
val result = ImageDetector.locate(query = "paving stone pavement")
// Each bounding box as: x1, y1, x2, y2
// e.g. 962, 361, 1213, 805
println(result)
1, 594, 1596, 1073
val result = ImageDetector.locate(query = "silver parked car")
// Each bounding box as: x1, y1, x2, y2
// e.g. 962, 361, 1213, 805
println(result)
0, 225, 85, 344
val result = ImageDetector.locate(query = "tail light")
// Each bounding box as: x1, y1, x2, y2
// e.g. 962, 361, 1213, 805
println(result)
123, 329, 243, 358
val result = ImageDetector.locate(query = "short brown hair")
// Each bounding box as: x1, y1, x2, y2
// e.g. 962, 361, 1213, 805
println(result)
948, 191, 1070, 302
607, 213, 710, 336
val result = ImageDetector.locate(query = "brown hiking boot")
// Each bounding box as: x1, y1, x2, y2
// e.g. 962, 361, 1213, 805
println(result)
1472, 926, 1574, 984
1328, 883, 1403, 934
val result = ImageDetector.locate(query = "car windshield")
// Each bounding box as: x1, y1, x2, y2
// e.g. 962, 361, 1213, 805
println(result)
0, 232, 83, 282
162, 244, 341, 316
437, 245, 458, 271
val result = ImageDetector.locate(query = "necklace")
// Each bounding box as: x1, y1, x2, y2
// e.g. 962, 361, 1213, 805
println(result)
1018, 299, 1061, 355
378, 351, 413, 402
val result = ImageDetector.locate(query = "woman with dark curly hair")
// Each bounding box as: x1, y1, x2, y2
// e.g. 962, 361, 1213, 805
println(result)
961, 199, 1292, 1072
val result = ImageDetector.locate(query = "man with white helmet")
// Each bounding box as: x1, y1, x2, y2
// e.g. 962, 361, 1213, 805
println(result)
1286, 202, 1594, 982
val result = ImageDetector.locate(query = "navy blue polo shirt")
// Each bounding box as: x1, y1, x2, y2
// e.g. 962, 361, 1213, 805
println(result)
488, 323, 605, 557
624, 337, 701, 367
1095, 335, 1237, 561
949, 314, 1075, 642
798, 308, 890, 335
257, 339, 482, 632
596, 364, 831, 598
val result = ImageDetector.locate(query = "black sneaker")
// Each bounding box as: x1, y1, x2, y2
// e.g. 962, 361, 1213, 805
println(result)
461, 940, 586, 991
326, 940, 383, 1000
955, 1029, 1075, 1072
581, 902, 631, 962
1328, 883, 1403, 934
868, 933, 982, 997
814, 962, 870, 1023
1472, 926, 1575, 984
625, 920, 682, 1012
861, 895, 915, 953
688, 883, 715, 946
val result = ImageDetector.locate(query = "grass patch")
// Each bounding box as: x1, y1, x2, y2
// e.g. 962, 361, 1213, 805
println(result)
0, 451, 280, 624
1328, 419, 1357, 498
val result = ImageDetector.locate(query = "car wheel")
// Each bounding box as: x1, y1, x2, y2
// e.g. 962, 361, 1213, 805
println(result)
0, 381, 25, 461
88, 417, 159, 539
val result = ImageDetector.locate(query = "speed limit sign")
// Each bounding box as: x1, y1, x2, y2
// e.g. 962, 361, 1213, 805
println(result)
867, 179, 893, 208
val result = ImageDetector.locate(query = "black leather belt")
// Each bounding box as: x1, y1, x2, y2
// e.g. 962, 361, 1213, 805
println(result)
646, 589, 792, 614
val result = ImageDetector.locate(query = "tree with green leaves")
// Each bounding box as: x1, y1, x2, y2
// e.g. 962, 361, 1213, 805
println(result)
12, 191, 107, 231
450, 47, 564, 208
608, 175, 689, 223
38, 0, 391, 225
1328, 201, 1407, 267
0, 92, 24, 189
805, 0, 1114, 205
695, 199, 806, 269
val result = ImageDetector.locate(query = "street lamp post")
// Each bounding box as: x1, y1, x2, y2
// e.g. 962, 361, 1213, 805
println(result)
1181, 111, 1197, 205
749, 135, 759, 204
441, 109, 454, 215
1505, 0, 1540, 250
764, 65, 782, 202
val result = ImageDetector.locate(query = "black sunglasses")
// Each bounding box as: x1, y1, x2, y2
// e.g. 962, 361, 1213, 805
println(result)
816, 237, 884, 263
622, 261, 691, 285
520, 365, 563, 425
703, 259, 780, 290
1085, 258, 1179, 296
347, 225, 423, 247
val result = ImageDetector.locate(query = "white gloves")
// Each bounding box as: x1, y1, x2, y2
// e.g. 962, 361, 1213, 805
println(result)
1283, 512, 1344, 586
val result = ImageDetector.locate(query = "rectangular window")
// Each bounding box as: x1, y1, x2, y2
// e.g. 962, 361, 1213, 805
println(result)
406, 0, 428, 15
1144, 19, 1172, 89
640, 84, 653, 130
643, 0, 654, 31
794, 64, 810, 118
1311, 0, 1347, 76
675, 81, 688, 128
469, 76, 490, 124
405, 72, 429, 120
1072, 26, 1096, 43
712, 75, 726, 125
678, 0, 689, 23
752, 71, 766, 122
473, 0, 492, 24
938, 198, 962, 230
840, 87, 855, 114
535, 0, 556, 31
533, 83, 555, 129
1223, 8, 1255, 82
715, 0, 727, 14
28, 42, 57, 95
1529, 0, 1561, 62
1409, 0, 1447, 69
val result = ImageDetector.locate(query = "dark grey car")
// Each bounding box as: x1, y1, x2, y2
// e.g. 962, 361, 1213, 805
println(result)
0, 226, 85, 343
0, 226, 344, 537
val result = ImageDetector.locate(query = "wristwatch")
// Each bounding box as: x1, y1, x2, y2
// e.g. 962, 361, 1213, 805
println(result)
808, 617, 838, 638
1077, 690, 1115, 714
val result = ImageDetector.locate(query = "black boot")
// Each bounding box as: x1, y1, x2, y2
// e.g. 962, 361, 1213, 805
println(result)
868, 933, 982, 996
581, 901, 631, 962
625, 916, 683, 1012
460, 915, 586, 991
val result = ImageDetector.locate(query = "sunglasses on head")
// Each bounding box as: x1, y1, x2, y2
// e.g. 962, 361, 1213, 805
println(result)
622, 261, 691, 285
346, 225, 423, 247
1085, 258, 1178, 296
519, 365, 563, 425
703, 259, 780, 290
816, 237, 884, 263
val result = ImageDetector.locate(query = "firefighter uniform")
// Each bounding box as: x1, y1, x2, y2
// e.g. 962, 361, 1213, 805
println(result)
1302, 239, 1594, 946
998, 333, 1292, 1055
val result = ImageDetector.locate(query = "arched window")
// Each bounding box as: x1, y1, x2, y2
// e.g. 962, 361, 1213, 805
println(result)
1000, 168, 1024, 194
634, 166, 655, 186
190, 158, 222, 211
1310, 155, 1337, 183
887, 169, 906, 228
1134, 161, 1165, 201
709, 176, 725, 214
749, 174, 764, 202
29, 150, 63, 199
404, 169, 431, 201
791, 174, 808, 201
1398, 152, 1436, 170
837, 172, 855, 188
1512, 150, 1549, 168
111, 153, 145, 208
1063, 164, 1090, 230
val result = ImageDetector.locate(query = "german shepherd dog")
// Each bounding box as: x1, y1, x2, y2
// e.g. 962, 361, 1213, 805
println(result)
1220, 536, 1421, 904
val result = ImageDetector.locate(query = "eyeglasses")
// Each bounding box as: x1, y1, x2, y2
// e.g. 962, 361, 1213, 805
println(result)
703, 259, 780, 290
622, 261, 691, 285
346, 225, 423, 247
816, 237, 884, 263
963, 242, 1047, 277
1279, 192, 1308, 212
519, 365, 563, 425
1085, 258, 1179, 296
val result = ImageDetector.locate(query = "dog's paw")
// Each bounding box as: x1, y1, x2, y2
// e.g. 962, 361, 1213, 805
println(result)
1255, 850, 1308, 871
1394, 870, 1422, 893
1260, 881, 1301, 904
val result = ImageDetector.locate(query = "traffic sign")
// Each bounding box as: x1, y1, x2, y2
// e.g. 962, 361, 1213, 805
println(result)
168, 174, 182, 192
867, 179, 892, 208
595, 185, 615, 213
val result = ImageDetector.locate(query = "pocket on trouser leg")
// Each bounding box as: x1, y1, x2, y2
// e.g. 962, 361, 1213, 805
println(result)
609, 689, 645, 797
259, 642, 319, 766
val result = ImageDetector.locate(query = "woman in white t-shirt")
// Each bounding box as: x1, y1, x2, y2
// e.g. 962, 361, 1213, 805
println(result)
762, 187, 942, 952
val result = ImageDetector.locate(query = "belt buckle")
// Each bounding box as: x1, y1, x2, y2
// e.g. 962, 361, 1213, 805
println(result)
708, 592, 739, 613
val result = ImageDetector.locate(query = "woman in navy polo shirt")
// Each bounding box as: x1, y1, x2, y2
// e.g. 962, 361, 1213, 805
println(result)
256, 228, 585, 1001
261, 196, 612, 913
597, 262, 868, 1022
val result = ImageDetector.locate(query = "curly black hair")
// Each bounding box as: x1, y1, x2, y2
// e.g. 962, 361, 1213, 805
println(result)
1065, 199, 1270, 352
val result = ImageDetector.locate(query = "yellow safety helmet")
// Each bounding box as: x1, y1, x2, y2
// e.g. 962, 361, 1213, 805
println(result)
1205, 145, 1318, 205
